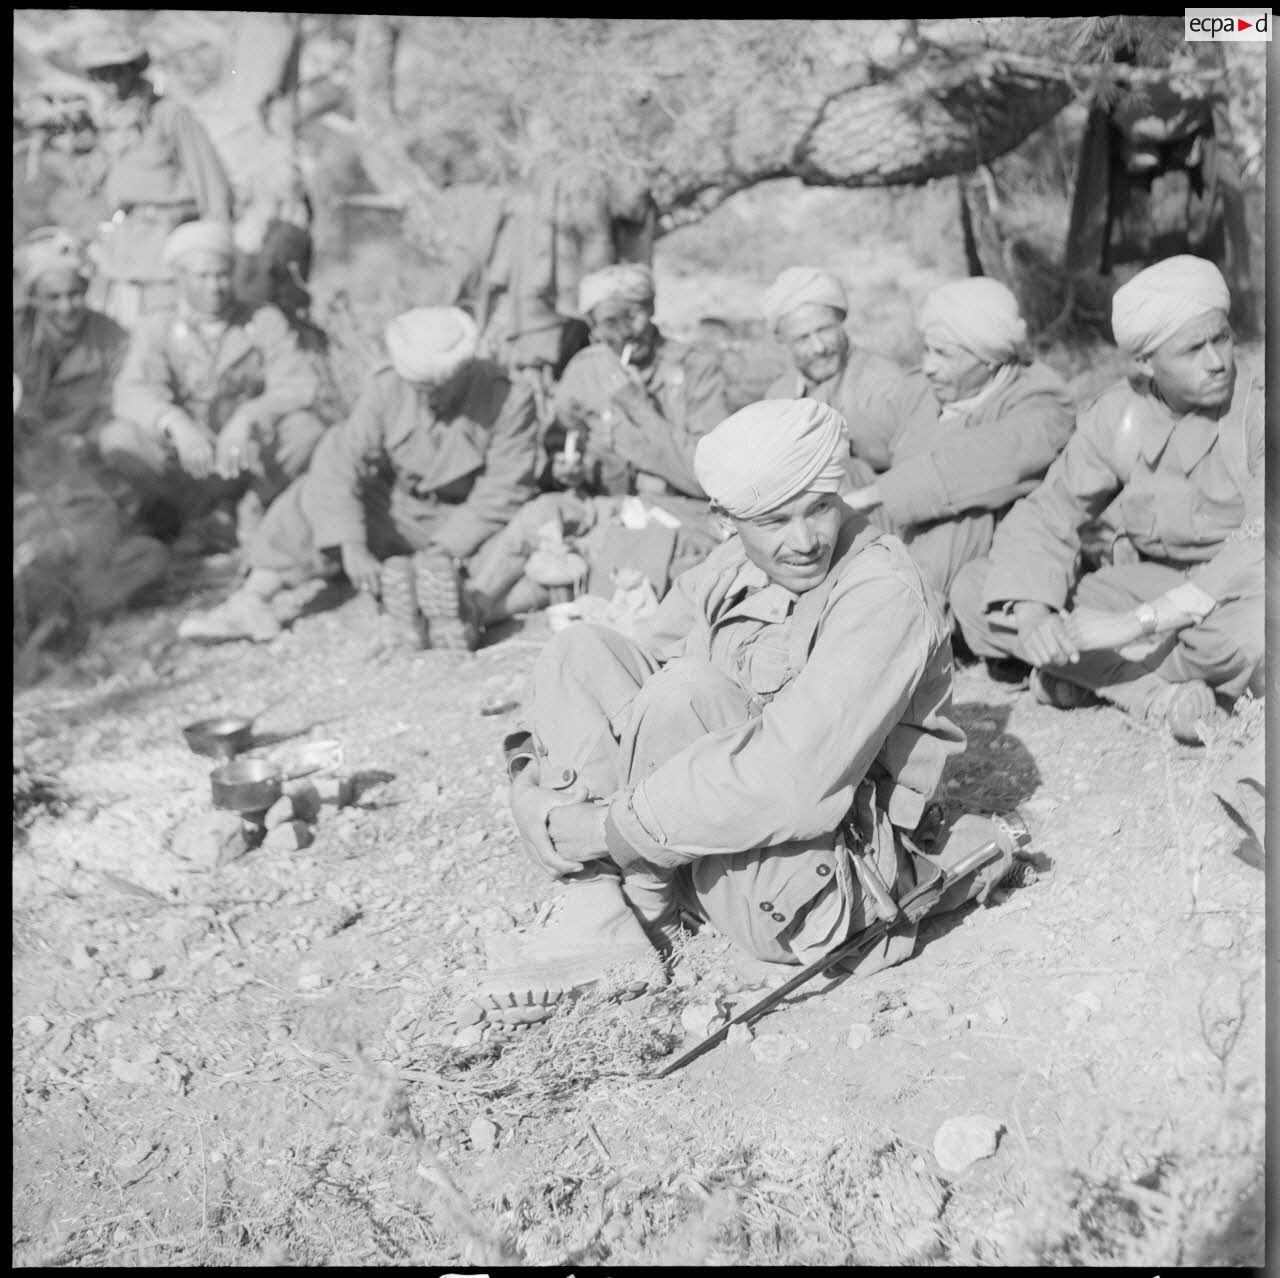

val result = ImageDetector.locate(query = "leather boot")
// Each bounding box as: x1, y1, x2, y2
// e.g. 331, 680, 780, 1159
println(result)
468, 872, 668, 1027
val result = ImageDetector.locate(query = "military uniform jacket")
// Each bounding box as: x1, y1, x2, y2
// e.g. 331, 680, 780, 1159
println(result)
875, 361, 1076, 531
13, 307, 128, 444
96, 90, 234, 218
982, 363, 1264, 611
303, 361, 539, 560
553, 335, 729, 497
766, 346, 907, 472
602, 517, 964, 872
113, 301, 319, 436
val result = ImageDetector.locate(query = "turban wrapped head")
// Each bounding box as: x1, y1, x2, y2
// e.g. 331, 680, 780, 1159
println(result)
694, 398, 849, 520
918, 277, 1027, 365
762, 267, 848, 332
577, 263, 655, 317
384, 307, 479, 385
163, 220, 235, 269
16, 227, 88, 291
1110, 255, 1231, 358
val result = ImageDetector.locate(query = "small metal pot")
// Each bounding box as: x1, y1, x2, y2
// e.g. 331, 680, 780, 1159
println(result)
184, 716, 256, 760
210, 759, 283, 813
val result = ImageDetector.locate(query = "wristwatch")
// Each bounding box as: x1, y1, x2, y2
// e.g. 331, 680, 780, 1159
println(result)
1134, 602, 1158, 636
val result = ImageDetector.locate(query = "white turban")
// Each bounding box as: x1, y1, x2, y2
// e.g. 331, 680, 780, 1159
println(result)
1111, 255, 1231, 358
162, 219, 235, 268
384, 307, 479, 385
918, 278, 1027, 364
694, 399, 848, 520
578, 263, 655, 317
762, 267, 848, 332
16, 227, 88, 291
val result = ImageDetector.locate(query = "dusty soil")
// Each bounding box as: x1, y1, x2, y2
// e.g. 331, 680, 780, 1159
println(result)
11, 558, 1266, 1267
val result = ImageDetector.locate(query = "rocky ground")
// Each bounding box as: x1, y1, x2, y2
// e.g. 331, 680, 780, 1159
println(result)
11, 557, 1266, 1267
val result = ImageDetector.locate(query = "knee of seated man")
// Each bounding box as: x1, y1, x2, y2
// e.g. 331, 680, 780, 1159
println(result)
632, 657, 752, 732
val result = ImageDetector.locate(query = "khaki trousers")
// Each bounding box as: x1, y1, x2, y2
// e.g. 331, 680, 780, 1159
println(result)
528, 623, 1003, 967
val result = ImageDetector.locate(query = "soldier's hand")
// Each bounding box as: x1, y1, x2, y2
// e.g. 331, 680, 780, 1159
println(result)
340, 541, 382, 597
550, 451, 586, 489
163, 412, 217, 479
509, 768, 592, 880
1061, 606, 1145, 655
1015, 602, 1079, 667
215, 405, 265, 480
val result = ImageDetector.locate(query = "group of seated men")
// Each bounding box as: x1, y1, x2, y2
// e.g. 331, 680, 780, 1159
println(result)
14, 211, 1264, 1016
14, 214, 1263, 754
465, 254, 1263, 1024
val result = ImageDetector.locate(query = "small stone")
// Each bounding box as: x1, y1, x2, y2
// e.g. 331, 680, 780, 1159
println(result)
283, 781, 322, 822
455, 1000, 486, 1029
680, 1002, 724, 1039
296, 970, 328, 992
452, 1024, 485, 1049
846, 1021, 875, 1050
111, 1056, 150, 1085
943, 1012, 972, 1035
23, 1014, 52, 1036
170, 810, 249, 869
1199, 916, 1236, 950
68, 942, 99, 971
905, 987, 952, 1017
933, 1114, 1004, 1173
983, 998, 1008, 1026
312, 774, 353, 808
127, 958, 160, 982
750, 1033, 804, 1064
883, 1004, 913, 1023
393, 850, 416, 868
264, 796, 295, 829
725, 1023, 753, 1048
671, 964, 699, 988
263, 820, 315, 852
469, 1117, 499, 1151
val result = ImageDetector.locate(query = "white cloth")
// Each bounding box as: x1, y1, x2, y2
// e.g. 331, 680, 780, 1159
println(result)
694, 398, 848, 519
918, 277, 1026, 364
1111, 255, 1231, 358
578, 264, 655, 317
762, 266, 848, 332
384, 307, 479, 385
162, 220, 235, 268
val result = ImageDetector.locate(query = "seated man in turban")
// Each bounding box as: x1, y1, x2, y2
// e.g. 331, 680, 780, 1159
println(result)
99, 219, 328, 548
13, 227, 129, 458
462, 263, 731, 627
841, 277, 1075, 610
460, 399, 1030, 1026
179, 307, 540, 647
762, 266, 907, 481
952, 256, 1262, 743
